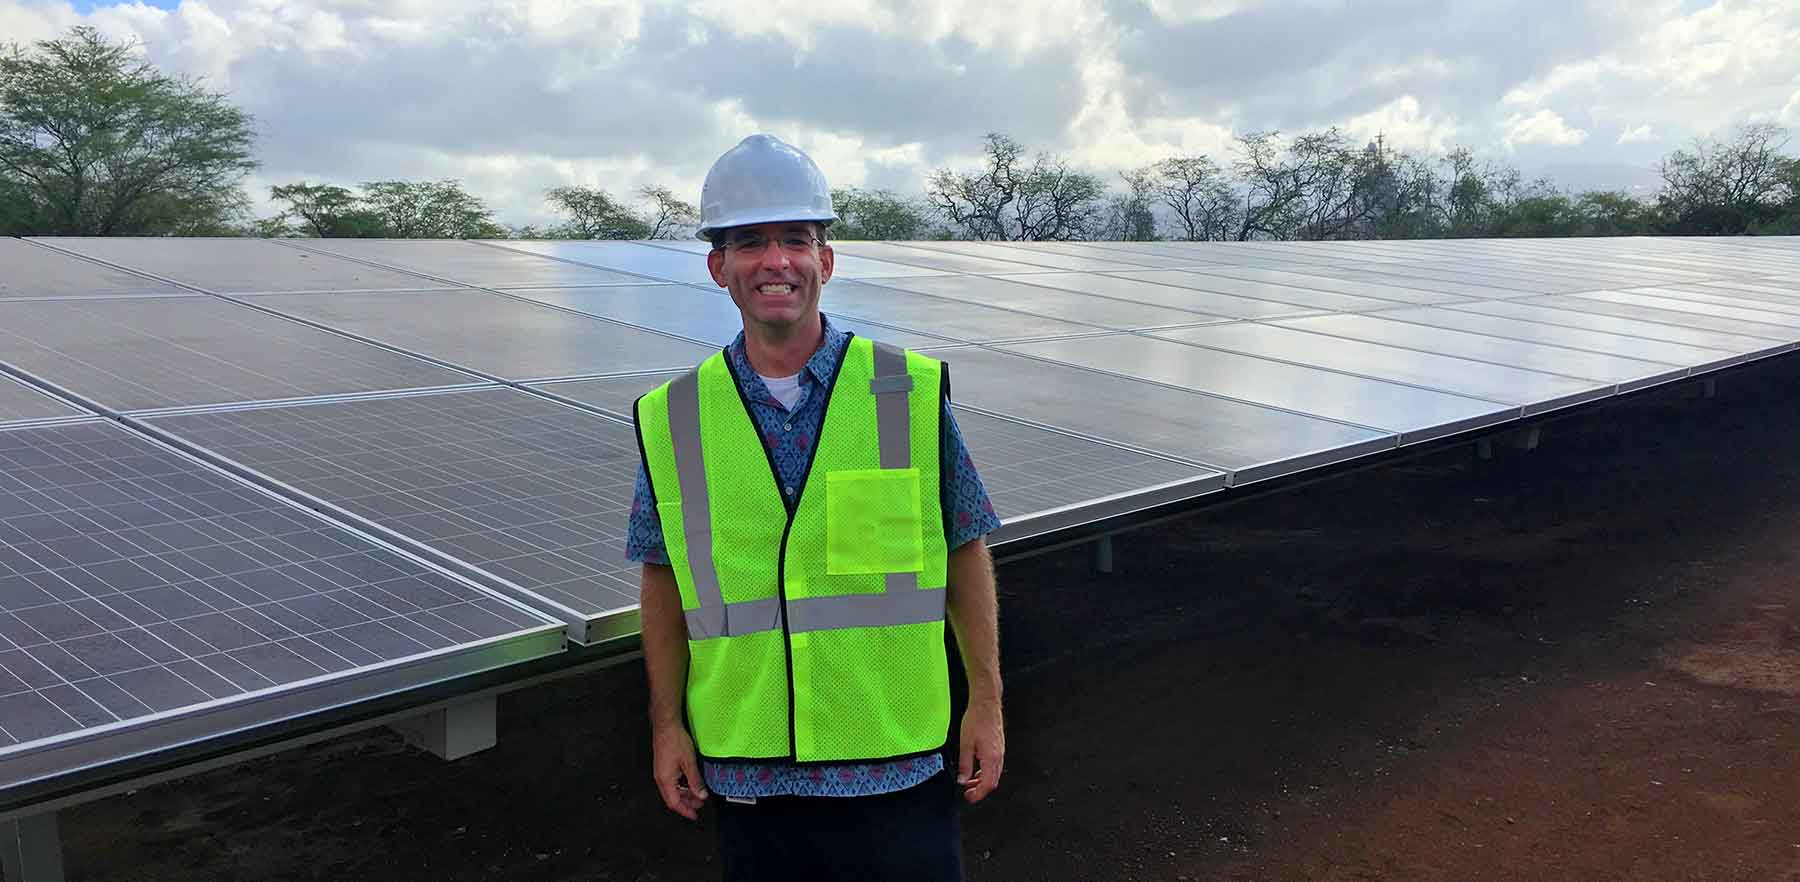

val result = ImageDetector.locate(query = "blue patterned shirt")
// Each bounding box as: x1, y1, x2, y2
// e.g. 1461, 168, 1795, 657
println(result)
626, 315, 1001, 798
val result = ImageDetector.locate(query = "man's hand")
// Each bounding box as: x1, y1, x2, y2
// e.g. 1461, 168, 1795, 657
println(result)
956, 698, 1005, 804
652, 723, 708, 820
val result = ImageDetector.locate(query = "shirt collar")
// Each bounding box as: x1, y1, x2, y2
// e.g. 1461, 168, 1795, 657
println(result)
726, 314, 852, 391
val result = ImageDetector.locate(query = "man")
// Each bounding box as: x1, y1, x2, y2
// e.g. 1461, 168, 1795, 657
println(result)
627, 133, 1005, 881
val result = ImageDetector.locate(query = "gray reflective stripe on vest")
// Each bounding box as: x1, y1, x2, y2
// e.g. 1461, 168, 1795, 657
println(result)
672, 342, 942, 643
688, 589, 944, 637
667, 370, 729, 640
869, 341, 922, 595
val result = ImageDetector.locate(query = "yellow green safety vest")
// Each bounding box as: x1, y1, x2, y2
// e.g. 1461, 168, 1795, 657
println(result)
633, 336, 951, 764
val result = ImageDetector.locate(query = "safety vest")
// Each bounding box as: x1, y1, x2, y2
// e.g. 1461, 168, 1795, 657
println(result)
634, 336, 951, 764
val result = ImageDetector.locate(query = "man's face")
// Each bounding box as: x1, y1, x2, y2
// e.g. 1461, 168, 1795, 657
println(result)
707, 222, 835, 333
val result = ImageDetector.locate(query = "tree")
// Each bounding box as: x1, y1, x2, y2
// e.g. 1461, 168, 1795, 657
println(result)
1098, 168, 1159, 241
1657, 123, 1794, 235
269, 182, 384, 237
544, 185, 649, 239
1571, 190, 1659, 237
359, 179, 503, 239
1150, 155, 1240, 241
927, 133, 1108, 240
638, 185, 698, 239
0, 26, 256, 235
831, 186, 934, 240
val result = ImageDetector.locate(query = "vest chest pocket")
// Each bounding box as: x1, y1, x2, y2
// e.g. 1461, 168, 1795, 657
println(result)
824, 467, 924, 576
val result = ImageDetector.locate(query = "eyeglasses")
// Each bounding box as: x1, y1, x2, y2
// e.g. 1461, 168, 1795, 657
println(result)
720, 232, 822, 255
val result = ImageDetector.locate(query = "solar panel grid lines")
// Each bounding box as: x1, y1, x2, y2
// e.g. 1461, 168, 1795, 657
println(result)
0, 240, 196, 301
282, 238, 660, 289
143, 388, 649, 642
0, 419, 561, 780
984, 240, 1225, 270
0, 373, 87, 427
1534, 291, 1800, 339
937, 345, 1410, 483
1152, 322, 1615, 415
1440, 300, 1791, 361
1340, 306, 1742, 376
33, 238, 457, 296
1623, 285, 1800, 317
0, 297, 486, 413
1153, 265, 1484, 304
989, 333, 1514, 448
235, 289, 720, 383
1269, 313, 1689, 394
868, 273, 1218, 330
899, 239, 1149, 273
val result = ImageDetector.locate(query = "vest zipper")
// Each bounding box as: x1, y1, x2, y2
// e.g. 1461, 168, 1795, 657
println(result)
721, 335, 853, 763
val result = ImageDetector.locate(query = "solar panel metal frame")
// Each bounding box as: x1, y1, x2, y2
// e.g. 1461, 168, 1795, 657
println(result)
0, 417, 565, 797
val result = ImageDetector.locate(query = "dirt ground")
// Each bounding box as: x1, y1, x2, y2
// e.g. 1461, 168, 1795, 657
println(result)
64, 353, 1800, 882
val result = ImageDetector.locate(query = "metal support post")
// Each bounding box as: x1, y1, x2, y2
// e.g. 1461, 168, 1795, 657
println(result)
1703, 377, 1717, 399
1475, 438, 1494, 461
391, 695, 497, 761
1095, 536, 1114, 574
1514, 424, 1541, 452
0, 812, 64, 882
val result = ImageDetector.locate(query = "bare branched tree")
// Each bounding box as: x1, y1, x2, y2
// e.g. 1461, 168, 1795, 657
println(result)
1151, 155, 1240, 241
927, 133, 1108, 240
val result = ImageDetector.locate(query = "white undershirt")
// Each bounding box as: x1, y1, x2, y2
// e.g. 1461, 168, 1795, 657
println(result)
757, 371, 804, 410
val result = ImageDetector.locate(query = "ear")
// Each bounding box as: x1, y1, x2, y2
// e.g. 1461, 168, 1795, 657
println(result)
817, 243, 835, 286
707, 247, 727, 288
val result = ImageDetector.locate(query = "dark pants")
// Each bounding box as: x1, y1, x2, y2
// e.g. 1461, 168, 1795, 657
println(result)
714, 769, 964, 882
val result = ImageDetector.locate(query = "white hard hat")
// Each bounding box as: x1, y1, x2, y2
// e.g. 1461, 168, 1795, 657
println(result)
696, 134, 838, 240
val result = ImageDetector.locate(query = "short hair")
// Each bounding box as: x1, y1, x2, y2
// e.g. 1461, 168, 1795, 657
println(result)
709, 222, 830, 252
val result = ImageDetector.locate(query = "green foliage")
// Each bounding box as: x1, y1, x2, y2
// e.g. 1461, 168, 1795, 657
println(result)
1656, 124, 1794, 235
266, 179, 501, 238
541, 184, 696, 239
0, 26, 256, 235
830, 186, 934, 240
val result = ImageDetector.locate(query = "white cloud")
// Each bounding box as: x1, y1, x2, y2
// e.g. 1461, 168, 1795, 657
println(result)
3, 0, 1798, 228
1343, 95, 1459, 154
1503, 109, 1590, 149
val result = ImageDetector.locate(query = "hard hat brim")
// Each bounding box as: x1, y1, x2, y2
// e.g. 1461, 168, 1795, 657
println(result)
696, 208, 840, 240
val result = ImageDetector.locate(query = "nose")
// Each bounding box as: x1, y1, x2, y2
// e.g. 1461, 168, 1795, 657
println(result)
754, 239, 790, 272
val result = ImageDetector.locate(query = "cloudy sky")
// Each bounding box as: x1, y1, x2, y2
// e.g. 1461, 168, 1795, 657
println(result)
4, 0, 1798, 227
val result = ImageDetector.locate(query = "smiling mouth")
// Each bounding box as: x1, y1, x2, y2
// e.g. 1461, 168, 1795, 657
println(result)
756, 283, 795, 296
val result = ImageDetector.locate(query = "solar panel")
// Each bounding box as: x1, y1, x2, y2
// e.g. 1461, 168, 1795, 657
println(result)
531, 373, 683, 419
1526, 293, 1800, 340
1446, 300, 1791, 359
991, 240, 1221, 269
828, 242, 1060, 275
495, 241, 720, 286
816, 280, 1101, 342
908, 241, 1147, 272
237, 289, 717, 381
144, 389, 646, 641
1362, 307, 1743, 373
293, 240, 650, 288
998, 333, 1513, 444
1621, 286, 1800, 317
1007, 271, 1346, 317
0, 240, 192, 300
0, 378, 85, 426
1153, 323, 1609, 414
951, 409, 1222, 542
1271, 313, 1687, 392
1148, 267, 1471, 305
1563, 289, 1800, 329
0, 420, 561, 789
35, 238, 451, 295
870, 274, 1212, 329
941, 346, 1397, 483
0, 297, 480, 412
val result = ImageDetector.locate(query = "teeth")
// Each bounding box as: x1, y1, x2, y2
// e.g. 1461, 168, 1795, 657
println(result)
758, 284, 793, 294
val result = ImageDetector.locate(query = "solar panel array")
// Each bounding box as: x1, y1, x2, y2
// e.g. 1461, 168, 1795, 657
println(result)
3, 232, 1799, 799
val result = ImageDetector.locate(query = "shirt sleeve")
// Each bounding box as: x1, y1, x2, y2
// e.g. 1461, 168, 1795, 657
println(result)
941, 398, 1002, 550
624, 460, 672, 566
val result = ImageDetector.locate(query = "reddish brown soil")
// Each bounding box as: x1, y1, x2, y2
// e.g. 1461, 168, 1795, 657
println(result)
65, 355, 1800, 882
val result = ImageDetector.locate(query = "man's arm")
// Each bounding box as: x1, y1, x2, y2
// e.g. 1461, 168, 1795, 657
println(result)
641, 562, 707, 820
946, 536, 1003, 804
